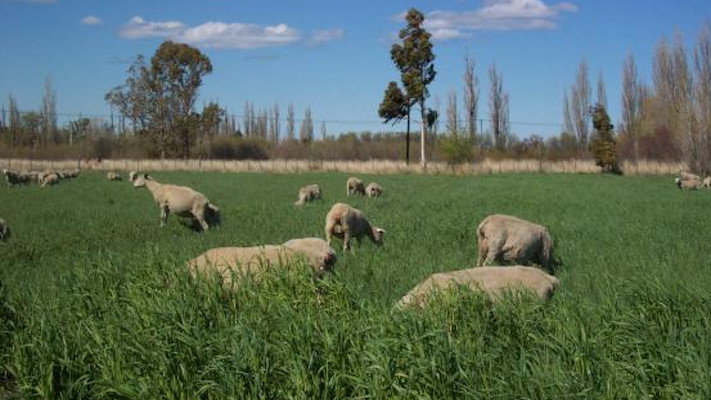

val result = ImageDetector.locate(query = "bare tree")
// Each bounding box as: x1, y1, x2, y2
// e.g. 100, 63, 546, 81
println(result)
287, 103, 295, 141
268, 103, 280, 144
40, 77, 58, 144
446, 90, 459, 137
622, 53, 641, 161
569, 59, 591, 148
7, 94, 20, 146
257, 109, 268, 140
563, 90, 575, 138
596, 71, 607, 109
320, 121, 327, 140
243, 102, 252, 138
463, 53, 478, 142
488, 63, 509, 150
299, 107, 313, 142
694, 23, 711, 174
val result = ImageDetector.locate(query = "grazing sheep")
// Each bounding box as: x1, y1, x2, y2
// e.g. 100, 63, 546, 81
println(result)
2, 169, 30, 186
106, 172, 123, 181
676, 177, 700, 190
0, 218, 10, 241
325, 202, 385, 252
187, 238, 337, 289
365, 182, 382, 198
40, 173, 60, 187
346, 177, 365, 196
134, 174, 220, 231
397, 266, 559, 309
61, 169, 80, 179
701, 177, 711, 189
129, 171, 138, 182
477, 214, 554, 271
294, 184, 322, 206
679, 171, 701, 181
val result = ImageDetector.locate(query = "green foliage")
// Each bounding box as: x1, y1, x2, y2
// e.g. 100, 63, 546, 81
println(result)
378, 81, 408, 125
2, 173, 711, 398
591, 103, 621, 174
440, 136, 474, 165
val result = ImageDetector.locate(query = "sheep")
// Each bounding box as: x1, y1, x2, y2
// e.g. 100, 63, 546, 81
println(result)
397, 266, 559, 309
365, 182, 382, 198
294, 184, 321, 206
129, 171, 138, 182
701, 177, 711, 189
134, 174, 220, 231
678, 171, 701, 181
0, 218, 10, 241
676, 177, 700, 190
2, 169, 30, 186
187, 238, 337, 290
477, 214, 555, 272
325, 202, 385, 252
106, 172, 123, 181
40, 173, 60, 187
346, 177, 365, 196
61, 169, 80, 179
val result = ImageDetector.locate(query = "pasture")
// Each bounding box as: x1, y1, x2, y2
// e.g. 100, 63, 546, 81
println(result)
1, 171, 711, 399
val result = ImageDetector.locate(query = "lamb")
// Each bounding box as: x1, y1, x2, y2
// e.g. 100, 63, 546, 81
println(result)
0, 218, 10, 241
476, 214, 555, 271
134, 174, 220, 231
365, 182, 382, 198
676, 177, 700, 190
294, 184, 321, 206
346, 177, 366, 196
397, 266, 559, 309
129, 171, 138, 182
187, 238, 337, 290
106, 172, 123, 181
325, 202, 385, 252
40, 173, 60, 187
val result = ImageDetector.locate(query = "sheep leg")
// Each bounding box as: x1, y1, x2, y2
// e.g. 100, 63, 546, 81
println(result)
476, 238, 488, 267
160, 205, 169, 227
343, 231, 351, 252
325, 220, 336, 247
193, 206, 209, 231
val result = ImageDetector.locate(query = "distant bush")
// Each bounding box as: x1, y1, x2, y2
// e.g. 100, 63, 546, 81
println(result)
440, 137, 474, 165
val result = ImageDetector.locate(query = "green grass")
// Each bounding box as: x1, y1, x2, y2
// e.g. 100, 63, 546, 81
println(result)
1, 171, 711, 399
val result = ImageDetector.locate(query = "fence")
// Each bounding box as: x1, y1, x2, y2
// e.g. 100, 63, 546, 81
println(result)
0, 158, 686, 176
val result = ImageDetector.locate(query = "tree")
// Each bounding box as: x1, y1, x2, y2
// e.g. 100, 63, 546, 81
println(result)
389, 7, 436, 167
40, 77, 58, 144
694, 23, 711, 174
287, 103, 295, 141
488, 63, 509, 151
569, 59, 591, 148
320, 121, 327, 140
7, 94, 20, 146
106, 41, 212, 158
621, 53, 641, 162
591, 103, 619, 173
596, 71, 607, 110
463, 53, 479, 142
299, 107, 313, 142
269, 103, 280, 144
446, 90, 459, 137
200, 102, 224, 153
378, 81, 409, 129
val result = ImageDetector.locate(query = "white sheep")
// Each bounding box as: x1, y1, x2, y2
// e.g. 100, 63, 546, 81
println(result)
187, 238, 337, 290
61, 169, 80, 179
397, 266, 559, 309
676, 177, 700, 190
129, 171, 138, 182
0, 218, 10, 241
40, 173, 60, 187
294, 184, 321, 206
477, 214, 554, 271
134, 174, 220, 231
346, 177, 365, 196
106, 172, 123, 181
701, 177, 711, 189
365, 182, 382, 198
325, 202, 385, 252
2, 169, 30, 186
679, 171, 701, 181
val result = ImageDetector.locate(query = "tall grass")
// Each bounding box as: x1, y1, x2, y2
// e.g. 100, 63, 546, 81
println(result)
1, 172, 710, 398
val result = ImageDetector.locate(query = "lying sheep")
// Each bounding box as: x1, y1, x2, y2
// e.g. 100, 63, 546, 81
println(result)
365, 182, 382, 198
187, 238, 336, 290
106, 172, 123, 181
325, 202, 385, 252
676, 177, 700, 190
346, 177, 365, 196
397, 266, 559, 309
40, 173, 60, 187
0, 218, 9, 241
134, 174, 220, 231
477, 214, 554, 271
294, 184, 321, 206
129, 171, 138, 182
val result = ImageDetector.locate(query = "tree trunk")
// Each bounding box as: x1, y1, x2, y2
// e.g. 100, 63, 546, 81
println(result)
420, 103, 427, 169
405, 110, 411, 165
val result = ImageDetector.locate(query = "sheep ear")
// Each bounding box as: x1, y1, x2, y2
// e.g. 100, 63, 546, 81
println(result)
376, 228, 386, 234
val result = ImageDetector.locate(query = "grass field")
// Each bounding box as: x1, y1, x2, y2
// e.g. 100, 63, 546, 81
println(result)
1, 171, 711, 399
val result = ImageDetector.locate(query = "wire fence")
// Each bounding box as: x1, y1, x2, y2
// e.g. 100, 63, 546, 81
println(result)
0, 158, 684, 176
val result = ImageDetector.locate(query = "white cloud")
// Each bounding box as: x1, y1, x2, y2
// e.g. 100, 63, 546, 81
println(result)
81, 15, 102, 25
309, 28, 345, 45
118, 16, 306, 49
402, 0, 577, 41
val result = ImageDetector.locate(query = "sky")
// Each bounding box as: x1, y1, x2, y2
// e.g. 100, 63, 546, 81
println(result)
0, 0, 709, 139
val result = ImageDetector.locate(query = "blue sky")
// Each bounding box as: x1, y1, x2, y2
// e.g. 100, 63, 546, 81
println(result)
0, 0, 709, 138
